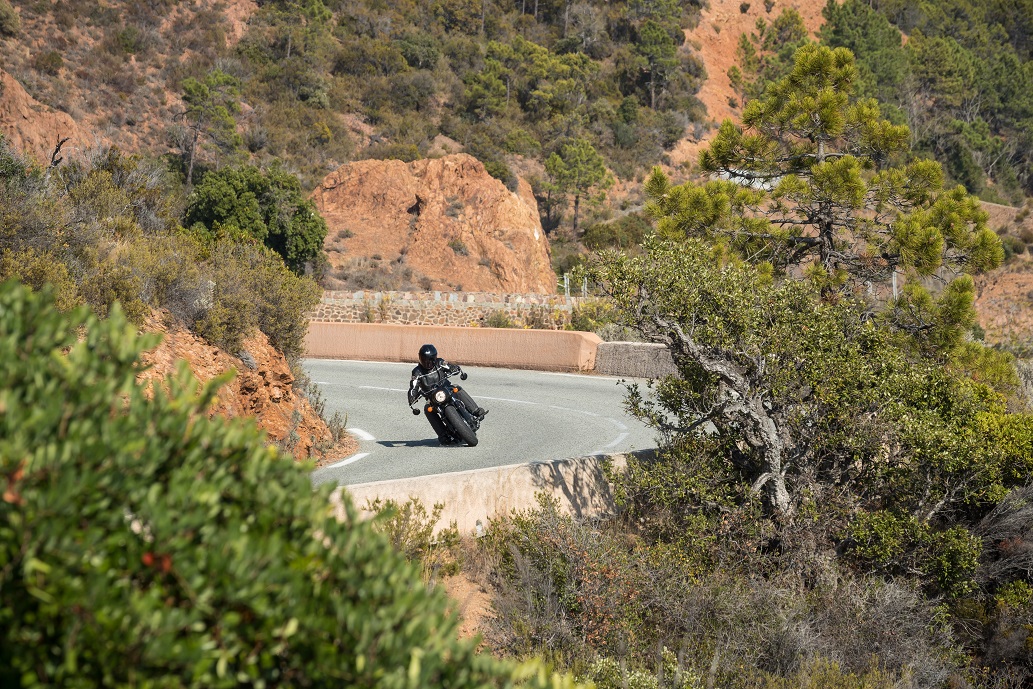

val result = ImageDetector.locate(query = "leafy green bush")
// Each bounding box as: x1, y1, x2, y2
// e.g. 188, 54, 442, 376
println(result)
484, 310, 515, 328
581, 213, 652, 250
0, 0, 19, 36
1002, 233, 1027, 259
568, 297, 618, 333
364, 141, 421, 162
0, 248, 81, 311
192, 241, 321, 361
184, 164, 328, 275
0, 280, 569, 689
365, 497, 462, 578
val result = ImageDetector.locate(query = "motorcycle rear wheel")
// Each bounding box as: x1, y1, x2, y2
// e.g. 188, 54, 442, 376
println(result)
443, 405, 478, 447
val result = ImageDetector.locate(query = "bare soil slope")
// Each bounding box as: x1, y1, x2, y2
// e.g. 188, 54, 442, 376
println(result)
670, 0, 826, 169
138, 311, 356, 463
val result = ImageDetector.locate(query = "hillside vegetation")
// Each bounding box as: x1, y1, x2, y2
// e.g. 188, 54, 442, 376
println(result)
464, 43, 1033, 689
2, 1, 1033, 686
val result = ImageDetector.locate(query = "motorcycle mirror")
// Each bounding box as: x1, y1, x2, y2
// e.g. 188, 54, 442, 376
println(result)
412, 408, 421, 416
460, 372, 468, 380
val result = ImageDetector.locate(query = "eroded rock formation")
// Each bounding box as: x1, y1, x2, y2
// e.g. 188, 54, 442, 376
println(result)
137, 311, 355, 463
312, 154, 556, 294
0, 68, 87, 163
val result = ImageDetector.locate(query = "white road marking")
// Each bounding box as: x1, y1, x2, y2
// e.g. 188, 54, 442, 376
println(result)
605, 417, 629, 431
603, 432, 630, 448
478, 395, 537, 405
347, 427, 376, 441
323, 452, 370, 470
537, 371, 631, 381
359, 385, 407, 393
315, 381, 330, 385
549, 404, 600, 416
320, 359, 414, 367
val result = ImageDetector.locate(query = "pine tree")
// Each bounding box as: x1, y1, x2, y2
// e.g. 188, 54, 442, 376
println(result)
647, 44, 1001, 311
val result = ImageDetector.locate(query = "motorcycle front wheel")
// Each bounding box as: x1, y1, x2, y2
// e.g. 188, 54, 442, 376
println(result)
443, 405, 478, 447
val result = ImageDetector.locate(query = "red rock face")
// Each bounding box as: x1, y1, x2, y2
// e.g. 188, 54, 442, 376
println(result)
312, 154, 557, 294
0, 69, 86, 163
137, 311, 354, 462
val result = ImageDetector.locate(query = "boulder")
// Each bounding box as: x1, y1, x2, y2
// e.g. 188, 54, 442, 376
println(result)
312, 154, 556, 294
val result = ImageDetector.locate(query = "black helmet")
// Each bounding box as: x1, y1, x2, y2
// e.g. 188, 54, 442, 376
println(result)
418, 343, 437, 369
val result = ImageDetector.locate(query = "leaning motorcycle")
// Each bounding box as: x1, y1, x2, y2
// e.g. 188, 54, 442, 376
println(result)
409, 367, 481, 446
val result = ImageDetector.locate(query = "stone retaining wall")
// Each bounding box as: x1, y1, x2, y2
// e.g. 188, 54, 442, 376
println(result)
313, 290, 580, 329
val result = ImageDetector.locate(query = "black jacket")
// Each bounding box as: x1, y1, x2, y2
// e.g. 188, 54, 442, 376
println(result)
408, 358, 460, 404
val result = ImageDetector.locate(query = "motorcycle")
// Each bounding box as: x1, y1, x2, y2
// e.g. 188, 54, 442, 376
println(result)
409, 366, 481, 447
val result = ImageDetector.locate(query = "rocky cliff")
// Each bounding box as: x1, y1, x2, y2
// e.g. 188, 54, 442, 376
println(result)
0, 68, 87, 163
312, 154, 556, 295
137, 311, 355, 464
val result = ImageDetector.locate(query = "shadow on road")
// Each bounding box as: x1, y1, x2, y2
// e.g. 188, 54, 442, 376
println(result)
376, 438, 449, 448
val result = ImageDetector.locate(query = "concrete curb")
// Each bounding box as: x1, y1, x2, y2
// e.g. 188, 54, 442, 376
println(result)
330, 451, 653, 534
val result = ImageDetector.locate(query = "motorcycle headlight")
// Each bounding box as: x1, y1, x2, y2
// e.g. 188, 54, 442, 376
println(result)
433, 390, 447, 403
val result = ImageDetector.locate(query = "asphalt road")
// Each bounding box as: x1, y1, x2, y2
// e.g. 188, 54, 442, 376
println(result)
303, 359, 658, 487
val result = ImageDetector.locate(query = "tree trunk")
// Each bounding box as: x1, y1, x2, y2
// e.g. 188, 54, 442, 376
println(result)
654, 312, 795, 518
572, 193, 581, 235
186, 125, 200, 187
747, 397, 792, 516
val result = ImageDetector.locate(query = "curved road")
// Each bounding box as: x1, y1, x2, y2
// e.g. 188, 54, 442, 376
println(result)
304, 359, 657, 487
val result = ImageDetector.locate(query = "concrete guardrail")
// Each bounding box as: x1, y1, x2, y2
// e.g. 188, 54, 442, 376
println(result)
595, 341, 677, 378
331, 452, 657, 535
305, 321, 602, 372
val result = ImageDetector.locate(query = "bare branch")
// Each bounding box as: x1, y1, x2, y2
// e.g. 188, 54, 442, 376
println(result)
49, 137, 70, 168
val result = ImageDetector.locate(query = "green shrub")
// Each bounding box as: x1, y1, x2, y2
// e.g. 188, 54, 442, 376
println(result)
0, 248, 81, 311
0, 0, 19, 36
365, 497, 462, 578
193, 241, 321, 361
364, 141, 421, 162
581, 652, 700, 689
581, 213, 652, 250
484, 310, 515, 328
569, 297, 618, 333
185, 164, 328, 275
449, 237, 470, 256
0, 280, 568, 689
1001, 233, 1026, 259
32, 50, 64, 75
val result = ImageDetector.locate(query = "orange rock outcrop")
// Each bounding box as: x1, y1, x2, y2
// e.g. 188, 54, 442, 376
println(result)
0, 68, 88, 163
138, 312, 355, 463
312, 154, 556, 294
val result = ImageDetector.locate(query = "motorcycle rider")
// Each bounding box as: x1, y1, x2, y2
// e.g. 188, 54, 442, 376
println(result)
409, 343, 488, 444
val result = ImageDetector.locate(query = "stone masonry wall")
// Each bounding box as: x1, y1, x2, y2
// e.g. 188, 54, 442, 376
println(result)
312, 290, 582, 329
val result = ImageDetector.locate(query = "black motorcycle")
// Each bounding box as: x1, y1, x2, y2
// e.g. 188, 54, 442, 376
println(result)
409, 367, 481, 446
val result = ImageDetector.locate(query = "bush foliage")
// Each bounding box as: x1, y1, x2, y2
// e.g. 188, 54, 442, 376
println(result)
0, 280, 581, 689
0, 137, 320, 362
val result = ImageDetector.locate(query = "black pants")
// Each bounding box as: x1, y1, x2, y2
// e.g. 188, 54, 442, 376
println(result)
454, 386, 480, 415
